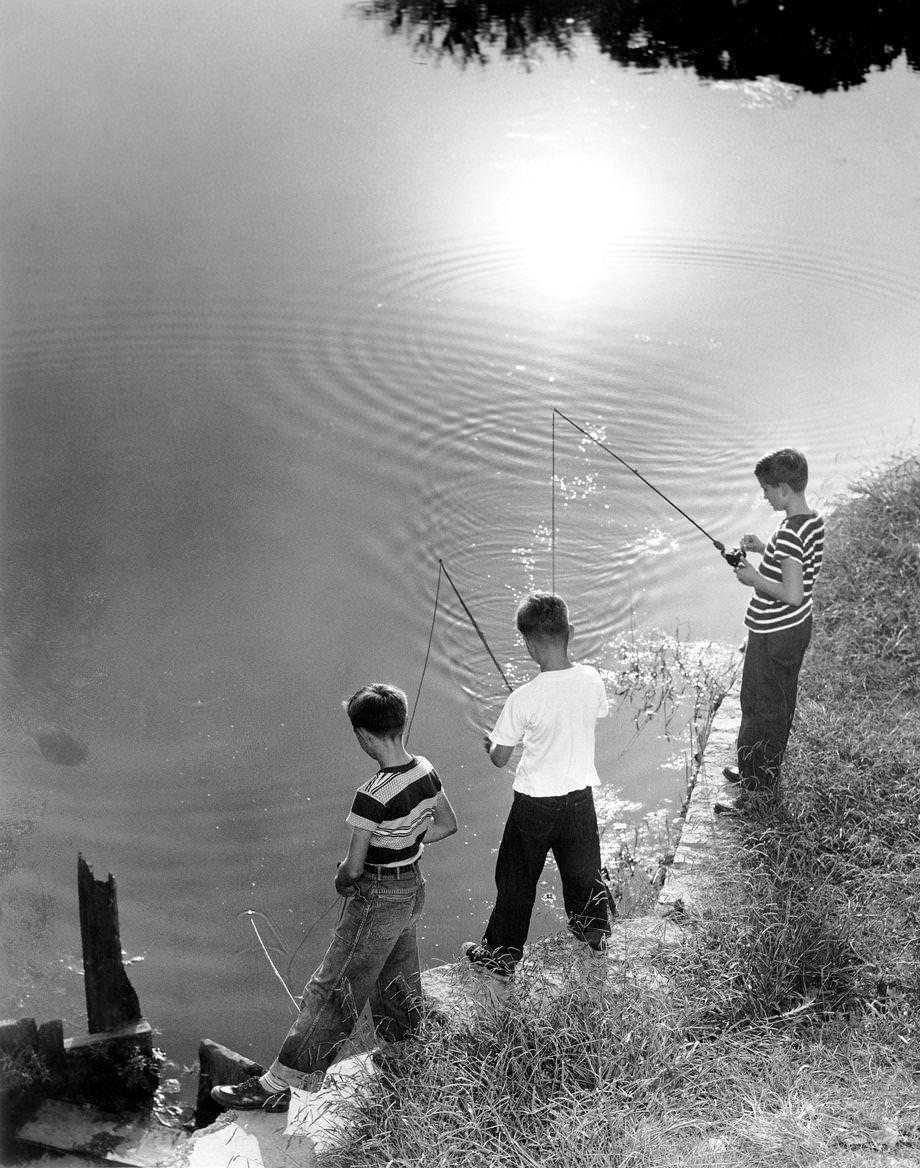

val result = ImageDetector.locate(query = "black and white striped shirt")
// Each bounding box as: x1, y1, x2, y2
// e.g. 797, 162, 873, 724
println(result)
745, 512, 825, 633
346, 755, 442, 867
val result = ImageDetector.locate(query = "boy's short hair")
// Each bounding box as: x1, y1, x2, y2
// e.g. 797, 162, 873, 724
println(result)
755, 449, 809, 493
515, 592, 570, 640
343, 683, 407, 737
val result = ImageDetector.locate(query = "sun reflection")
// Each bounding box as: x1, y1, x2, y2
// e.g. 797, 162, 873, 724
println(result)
498, 155, 646, 299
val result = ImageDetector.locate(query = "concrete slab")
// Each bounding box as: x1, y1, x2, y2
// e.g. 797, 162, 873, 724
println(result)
422, 961, 514, 1026
658, 689, 741, 916
187, 1110, 312, 1168
16, 1099, 188, 1167
14, 1055, 379, 1168
186, 1053, 378, 1168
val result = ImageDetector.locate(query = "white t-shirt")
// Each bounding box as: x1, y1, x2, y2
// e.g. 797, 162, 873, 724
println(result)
489, 663, 609, 797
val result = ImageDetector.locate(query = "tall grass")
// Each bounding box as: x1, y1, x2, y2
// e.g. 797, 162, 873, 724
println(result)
326, 956, 683, 1168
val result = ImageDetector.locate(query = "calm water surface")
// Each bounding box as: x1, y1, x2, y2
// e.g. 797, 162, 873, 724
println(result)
2, 0, 919, 1081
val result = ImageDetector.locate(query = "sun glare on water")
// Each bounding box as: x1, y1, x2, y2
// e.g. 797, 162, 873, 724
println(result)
498, 154, 647, 301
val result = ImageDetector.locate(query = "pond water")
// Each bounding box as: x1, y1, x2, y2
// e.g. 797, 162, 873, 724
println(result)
2, 0, 918, 1087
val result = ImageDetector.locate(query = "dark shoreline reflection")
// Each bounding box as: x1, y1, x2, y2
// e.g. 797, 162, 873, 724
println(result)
355, 0, 920, 91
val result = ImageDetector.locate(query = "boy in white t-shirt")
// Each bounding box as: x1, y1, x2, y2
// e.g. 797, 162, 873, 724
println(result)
462, 593, 611, 980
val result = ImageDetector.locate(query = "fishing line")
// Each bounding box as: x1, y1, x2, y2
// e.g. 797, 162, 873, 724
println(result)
240, 910, 300, 1014
406, 559, 445, 744
283, 897, 346, 984
408, 558, 513, 739
551, 407, 744, 572
240, 898, 347, 1011
552, 408, 557, 592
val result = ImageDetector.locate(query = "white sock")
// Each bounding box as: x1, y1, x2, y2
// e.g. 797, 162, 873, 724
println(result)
259, 1069, 290, 1094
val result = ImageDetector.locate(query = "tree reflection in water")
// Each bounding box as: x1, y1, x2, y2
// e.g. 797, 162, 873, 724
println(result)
354, 0, 920, 92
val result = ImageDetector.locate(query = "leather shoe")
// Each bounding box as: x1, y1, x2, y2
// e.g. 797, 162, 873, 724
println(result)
714, 794, 749, 816
722, 766, 761, 789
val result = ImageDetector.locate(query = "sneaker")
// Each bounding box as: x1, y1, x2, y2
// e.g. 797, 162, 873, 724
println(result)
461, 941, 515, 980
580, 935, 608, 960
567, 923, 609, 955
210, 1075, 290, 1112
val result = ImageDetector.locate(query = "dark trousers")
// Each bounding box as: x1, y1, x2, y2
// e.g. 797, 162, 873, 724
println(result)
483, 786, 610, 961
737, 617, 812, 789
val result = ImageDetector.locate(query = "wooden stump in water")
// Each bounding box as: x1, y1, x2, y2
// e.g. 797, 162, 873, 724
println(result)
195, 1039, 264, 1129
69, 855, 156, 1109
77, 854, 142, 1033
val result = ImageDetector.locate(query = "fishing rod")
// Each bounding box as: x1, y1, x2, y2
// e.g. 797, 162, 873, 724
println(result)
439, 560, 513, 693
552, 408, 746, 580
408, 558, 513, 741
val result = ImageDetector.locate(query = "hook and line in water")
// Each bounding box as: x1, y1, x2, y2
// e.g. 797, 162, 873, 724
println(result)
551, 407, 744, 590
240, 901, 344, 1013
240, 910, 300, 1013
407, 557, 513, 743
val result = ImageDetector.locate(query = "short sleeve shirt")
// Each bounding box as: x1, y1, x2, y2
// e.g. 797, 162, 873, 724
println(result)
745, 512, 825, 633
346, 755, 442, 867
490, 663, 609, 797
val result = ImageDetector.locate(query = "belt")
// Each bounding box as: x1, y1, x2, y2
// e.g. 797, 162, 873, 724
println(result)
363, 860, 421, 879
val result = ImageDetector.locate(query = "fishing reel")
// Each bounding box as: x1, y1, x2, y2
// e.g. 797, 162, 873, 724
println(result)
714, 541, 747, 569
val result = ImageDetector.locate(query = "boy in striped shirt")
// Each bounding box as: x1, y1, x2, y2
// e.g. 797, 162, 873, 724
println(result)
718, 449, 825, 812
211, 683, 457, 1111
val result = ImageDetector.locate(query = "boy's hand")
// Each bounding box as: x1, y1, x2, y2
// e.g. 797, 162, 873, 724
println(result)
734, 561, 758, 587
486, 739, 515, 768
334, 860, 358, 897
740, 534, 765, 555
483, 735, 493, 755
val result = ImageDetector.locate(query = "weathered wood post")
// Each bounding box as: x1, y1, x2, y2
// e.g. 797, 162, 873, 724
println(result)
64, 855, 157, 1109
78, 853, 142, 1032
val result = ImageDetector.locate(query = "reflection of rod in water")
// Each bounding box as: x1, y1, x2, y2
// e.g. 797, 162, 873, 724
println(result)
408, 559, 513, 742
551, 407, 743, 589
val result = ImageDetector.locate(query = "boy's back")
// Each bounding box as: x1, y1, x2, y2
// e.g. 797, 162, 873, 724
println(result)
464, 593, 612, 978
490, 662, 608, 797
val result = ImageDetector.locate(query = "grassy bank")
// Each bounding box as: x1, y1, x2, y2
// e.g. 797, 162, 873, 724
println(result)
323, 456, 920, 1168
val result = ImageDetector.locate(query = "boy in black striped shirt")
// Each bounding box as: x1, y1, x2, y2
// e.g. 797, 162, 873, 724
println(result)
718, 449, 825, 812
211, 683, 457, 1111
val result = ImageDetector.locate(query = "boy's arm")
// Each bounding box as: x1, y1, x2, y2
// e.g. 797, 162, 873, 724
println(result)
483, 736, 514, 768
423, 790, 459, 843
735, 556, 804, 606
335, 827, 373, 895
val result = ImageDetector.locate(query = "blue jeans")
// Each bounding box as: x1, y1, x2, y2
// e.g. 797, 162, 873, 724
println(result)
737, 618, 812, 789
483, 787, 610, 963
267, 864, 425, 1090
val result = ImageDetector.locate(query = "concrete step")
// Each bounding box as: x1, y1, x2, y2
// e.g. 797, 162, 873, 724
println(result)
16, 1052, 379, 1168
